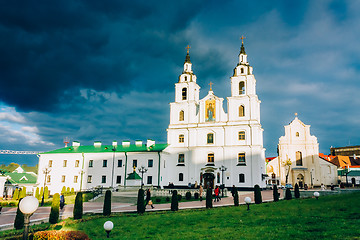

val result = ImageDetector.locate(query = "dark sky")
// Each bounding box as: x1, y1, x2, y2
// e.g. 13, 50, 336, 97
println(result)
1, 0, 360, 166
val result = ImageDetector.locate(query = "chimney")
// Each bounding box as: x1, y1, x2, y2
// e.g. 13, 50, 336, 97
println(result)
146, 139, 155, 147
112, 141, 118, 147
72, 141, 80, 147
94, 141, 102, 147
122, 141, 130, 147
135, 140, 142, 146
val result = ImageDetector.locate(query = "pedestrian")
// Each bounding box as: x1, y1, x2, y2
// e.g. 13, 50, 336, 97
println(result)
195, 181, 198, 189
214, 185, 221, 202
145, 189, 154, 209
199, 185, 203, 201
60, 193, 65, 210
231, 185, 236, 197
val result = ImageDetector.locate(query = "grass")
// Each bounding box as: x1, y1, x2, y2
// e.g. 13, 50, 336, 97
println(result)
65, 192, 360, 239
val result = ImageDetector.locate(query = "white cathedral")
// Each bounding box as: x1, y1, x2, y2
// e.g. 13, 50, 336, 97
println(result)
37, 42, 267, 194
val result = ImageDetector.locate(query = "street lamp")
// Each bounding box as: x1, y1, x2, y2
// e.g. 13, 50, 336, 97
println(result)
41, 167, 51, 206
314, 191, 320, 200
244, 197, 251, 211
104, 220, 114, 238
138, 166, 148, 188
219, 165, 227, 197
19, 196, 39, 240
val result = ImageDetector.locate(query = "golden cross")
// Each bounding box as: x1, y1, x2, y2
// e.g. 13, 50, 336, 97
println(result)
133, 166, 136, 172
295, 112, 298, 117
240, 35, 246, 44
209, 81, 213, 91
186, 45, 191, 54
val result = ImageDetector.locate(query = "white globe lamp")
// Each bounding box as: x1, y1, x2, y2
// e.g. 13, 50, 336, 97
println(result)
314, 191, 320, 200
19, 196, 39, 239
104, 221, 114, 238
244, 197, 251, 210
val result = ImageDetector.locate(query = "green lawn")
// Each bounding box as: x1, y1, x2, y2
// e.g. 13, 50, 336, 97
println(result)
59, 192, 360, 240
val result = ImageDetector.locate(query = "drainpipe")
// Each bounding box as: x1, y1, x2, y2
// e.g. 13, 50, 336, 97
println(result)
158, 151, 161, 188
80, 152, 85, 192
124, 152, 128, 187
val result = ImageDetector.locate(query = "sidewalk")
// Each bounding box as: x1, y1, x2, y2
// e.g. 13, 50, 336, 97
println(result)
0, 190, 282, 231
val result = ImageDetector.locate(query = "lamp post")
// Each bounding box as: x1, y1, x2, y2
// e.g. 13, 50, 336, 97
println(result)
104, 220, 114, 238
41, 168, 51, 206
219, 165, 227, 197
138, 166, 148, 188
244, 197, 251, 211
79, 170, 85, 192
19, 196, 39, 240
314, 191, 320, 200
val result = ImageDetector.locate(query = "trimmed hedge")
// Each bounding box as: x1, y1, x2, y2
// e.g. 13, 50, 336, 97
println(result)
254, 185, 262, 204
103, 190, 111, 216
171, 190, 179, 211
234, 190, 239, 206
137, 189, 145, 214
185, 191, 191, 200
285, 188, 292, 200
73, 192, 83, 219
33, 230, 90, 240
14, 199, 24, 230
273, 185, 279, 202
294, 183, 300, 199
194, 192, 199, 199
49, 193, 60, 224
206, 188, 212, 208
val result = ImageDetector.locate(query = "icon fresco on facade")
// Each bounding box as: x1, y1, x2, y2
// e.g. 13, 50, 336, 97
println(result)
206, 99, 216, 122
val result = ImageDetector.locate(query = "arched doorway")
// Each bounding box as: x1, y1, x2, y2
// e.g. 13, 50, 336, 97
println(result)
351, 178, 356, 185
203, 173, 215, 189
297, 173, 304, 188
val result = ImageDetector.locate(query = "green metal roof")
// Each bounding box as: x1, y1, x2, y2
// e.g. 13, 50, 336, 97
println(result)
347, 171, 360, 177
126, 171, 142, 180
5, 172, 37, 184
40, 144, 168, 154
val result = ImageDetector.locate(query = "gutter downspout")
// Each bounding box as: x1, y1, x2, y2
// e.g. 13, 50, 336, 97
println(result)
158, 151, 161, 188
124, 152, 128, 187
80, 152, 85, 192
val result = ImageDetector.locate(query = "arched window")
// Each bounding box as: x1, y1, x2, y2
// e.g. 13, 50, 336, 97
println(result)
182, 88, 187, 100
239, 105, 245, 117
239, 174, 245, 183
179, 134, 184, 143
207, 133, 214, 144
179, 173, 184, 181
296, 151, 302, 166
238, 131, 245, 140
179, 110, 184, 121
184, 76, 187, 81
239, 81, 245, 95
296, 132, 299, 137
238, 153, 246, 165
207, 153, 214, 164
241, 68, 244, 74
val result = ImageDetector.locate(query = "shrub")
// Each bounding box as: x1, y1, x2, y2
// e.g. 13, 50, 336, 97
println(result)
103, 190, 111, 216
254, 185, 262, 204
285, 188, 292, 200
206, 188, 213, 208
66, 187, 70, 195
294, 183, 300, 199
61, 186, 66, 195
234, 190, 239, 206
137, 189, 145, 214
49, 193, 60, 224
19, 187, 27, 199
14, 198, 24, 230
9, 201, 17, 207
71, 188, 75, 194
33, 230, 90, 240
155, 198, 161, 203
273, 185, 279, 202
194, 192, 199, 199
73, 192, 83, 219
39, 187, 44, 200
171, 190, 178, 211
44, 186, 49, 199
13, 188, 19, 200
185, 191, 191, 200
166, 197, 170, 202
177, 194, 182, 201
35, 187, 40, 200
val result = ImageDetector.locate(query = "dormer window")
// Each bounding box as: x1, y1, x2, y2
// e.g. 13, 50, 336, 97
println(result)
239, 81, 245, 95
296, 132, 299, 137
182, 88, 187, 100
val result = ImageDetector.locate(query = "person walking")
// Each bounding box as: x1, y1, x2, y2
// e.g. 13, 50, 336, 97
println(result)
145, 189, 154, 209
60, 193, 65, 210
231, 185, 236, 198
199, 185, 203, 201
214, 185, 221, 202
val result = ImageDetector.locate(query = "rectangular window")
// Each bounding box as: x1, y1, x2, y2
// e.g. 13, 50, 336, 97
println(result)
103, 160, 107, 167
239, 174, 245, 183
89, 160, 94, 168
238, 131, 245, 140
179, 173, 184, 181
63, 160, 67, 167
147, 176, 152, 184
75, 160, 80, 167
117, 159, 122, 167
74, 176, 78, 183
148, 159, 153, 168
87, 175, 92, 183
179, 134, 184, 143
133, 160, 137, 168
47, 175, 51, 183
102, 175, 106, 183
207, 153, 214, 163
207, 133, 214, 144
61, 175, 66, 183
178, 154, 185, 164
48, 160, 53, 168
238, 153, 246, 165
116, 175, 121, 184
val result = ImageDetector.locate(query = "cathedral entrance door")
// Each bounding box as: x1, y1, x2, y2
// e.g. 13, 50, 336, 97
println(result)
203, 173, 215, 189
297, 174, 304, 188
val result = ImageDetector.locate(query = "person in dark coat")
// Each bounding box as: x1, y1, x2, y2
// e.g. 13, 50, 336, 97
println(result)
60, 194, 65, 210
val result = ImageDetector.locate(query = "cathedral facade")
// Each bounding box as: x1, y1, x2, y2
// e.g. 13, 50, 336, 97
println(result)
36, 43, 266, 194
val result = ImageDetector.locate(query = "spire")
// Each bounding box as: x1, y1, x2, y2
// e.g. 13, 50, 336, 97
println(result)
184, 45, 191, 63
239, 35, 246, 55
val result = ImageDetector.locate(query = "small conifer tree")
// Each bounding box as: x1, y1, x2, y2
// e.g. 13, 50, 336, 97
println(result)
14, 198, 24, 230
39, 187, 44, 200
61, 186, 66, 195
171, 190, 179, 211
254, 185, 262, 204
294, 183, 300, 199
49, 193, 60, 224
185, 191, 191, 200
103, 190, 112, 216
137, 189, 145, 214
66, 187, 70, 195
13, 188, 19, 200
285, 188, 292, 200
71, 188, 74, 195
19, 187, 27, 199
35, 187, 40, 200
273, 185, 279, 202
206, 188, 213, 208
44, 186, 49, 199
234, 189, 239, 206
73, 192, 83, 219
